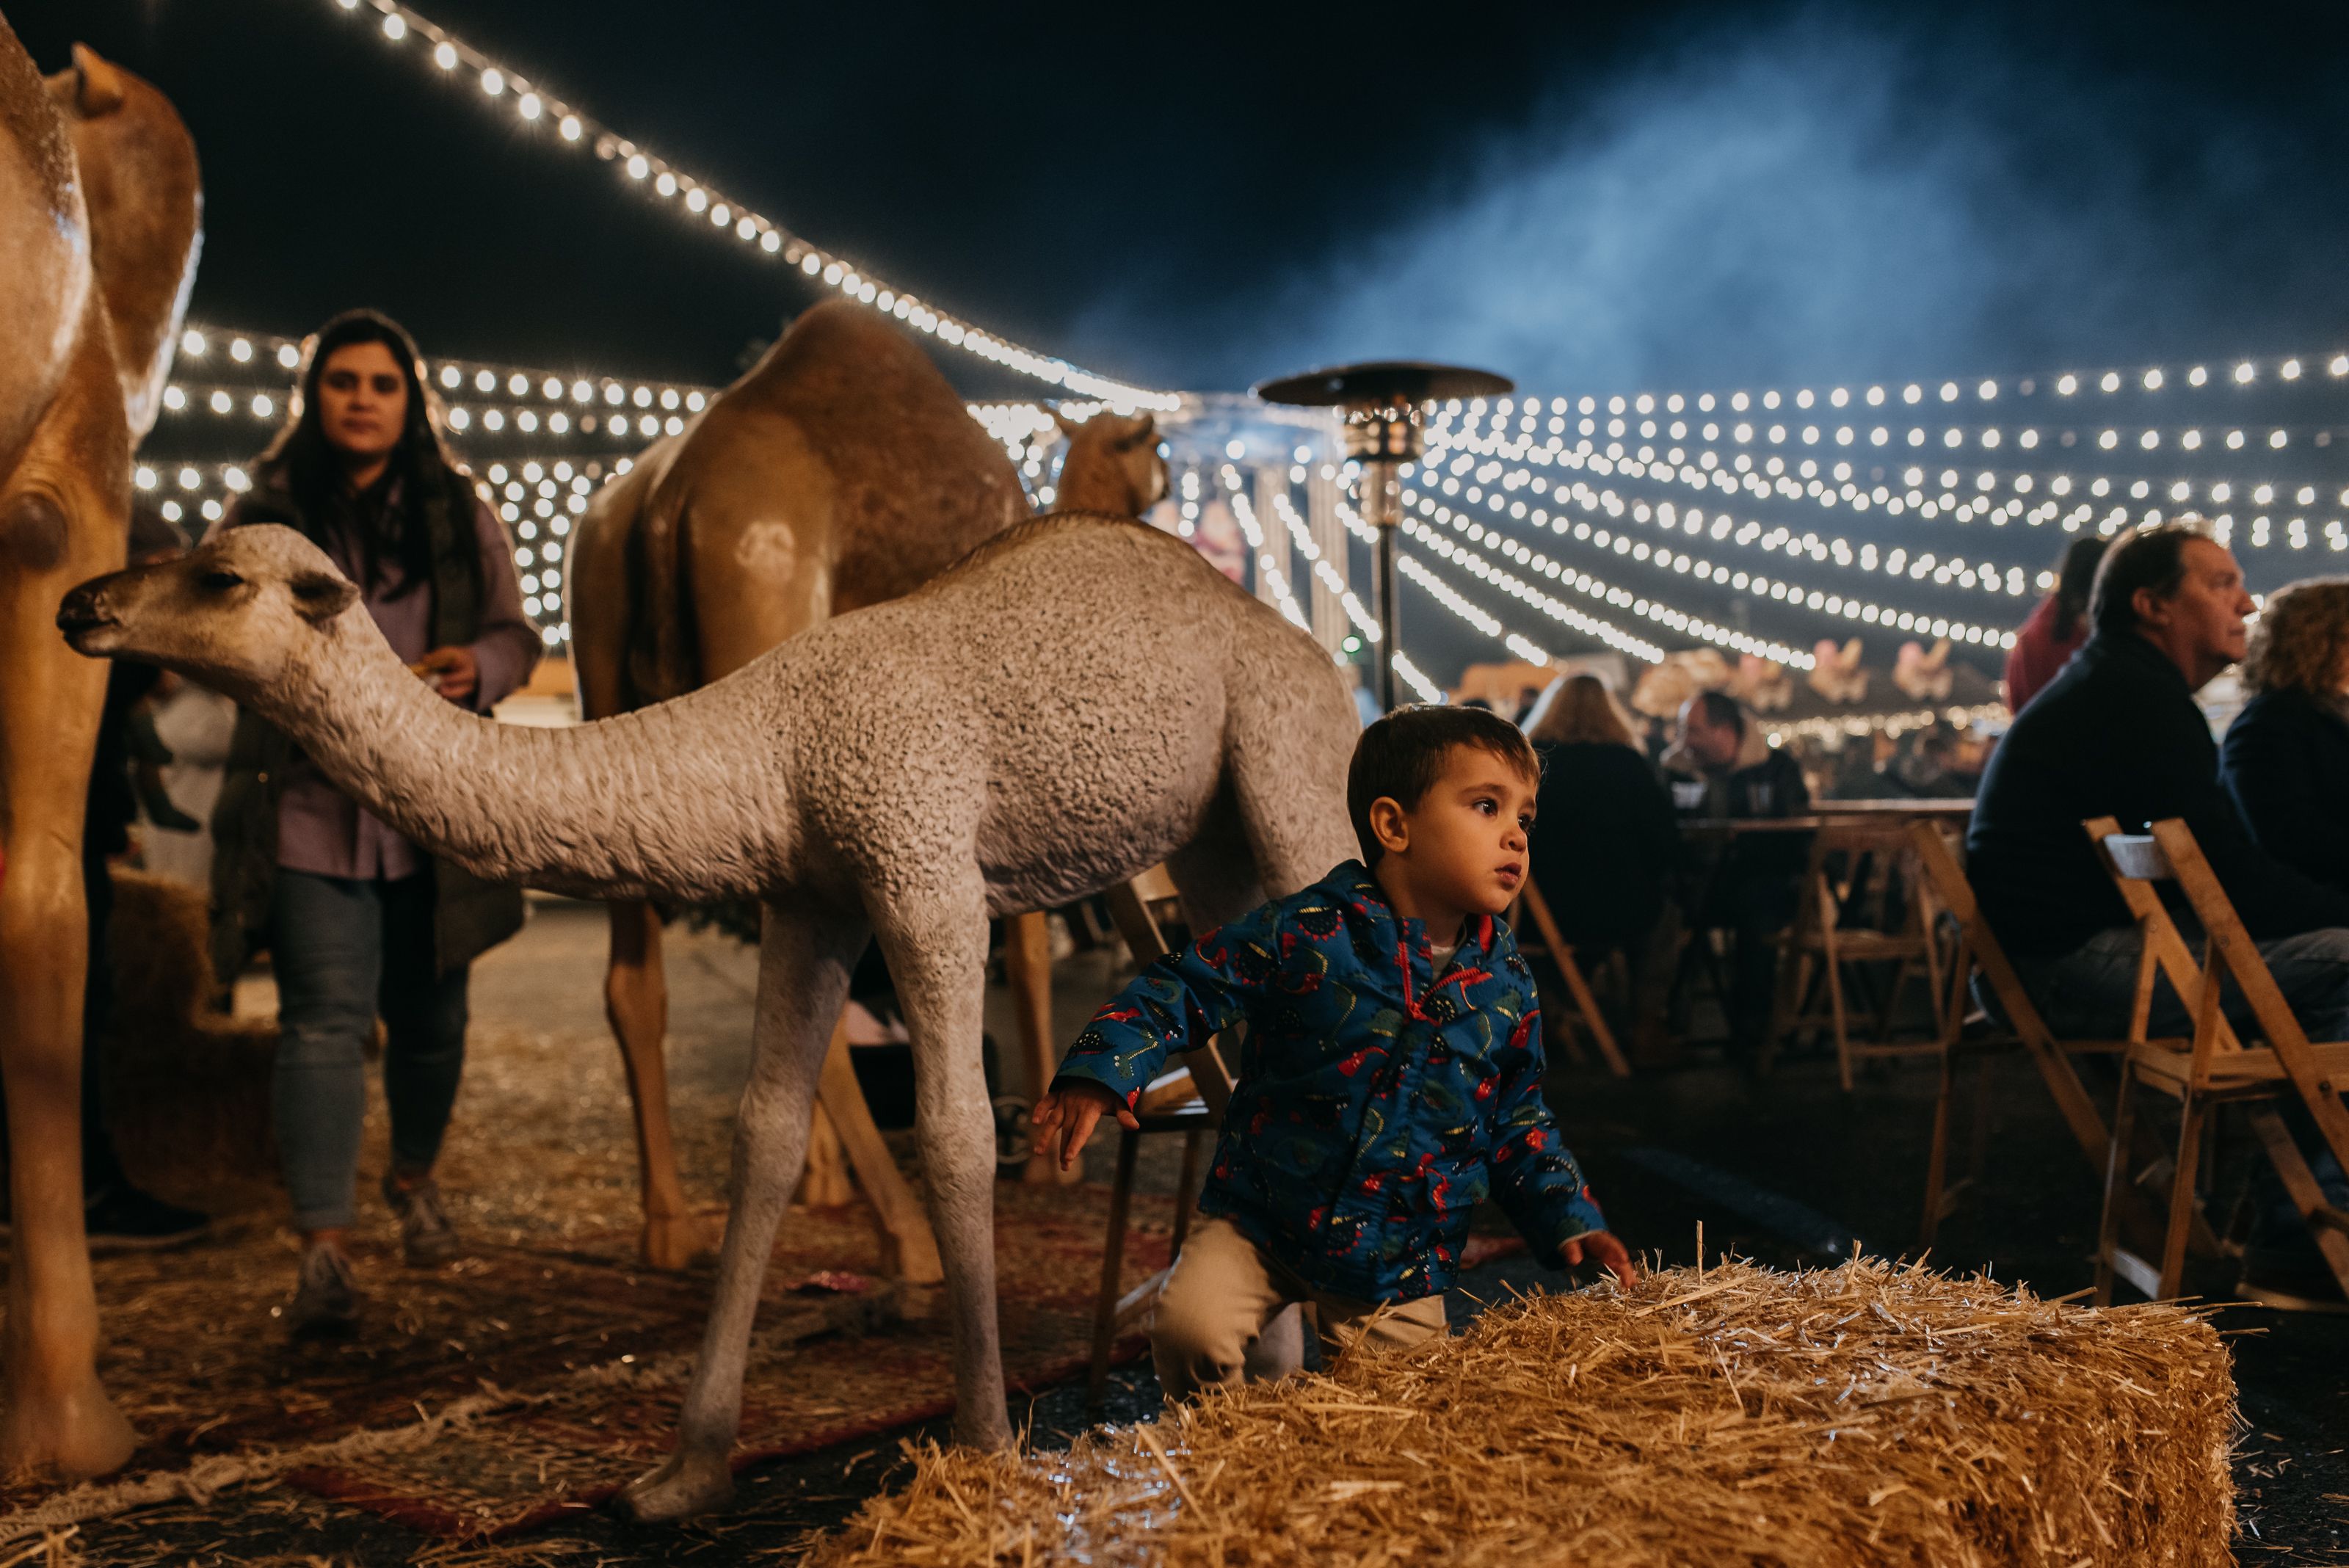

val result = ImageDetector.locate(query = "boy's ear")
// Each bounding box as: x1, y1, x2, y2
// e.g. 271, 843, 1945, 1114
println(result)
1367, 794, 1411, 857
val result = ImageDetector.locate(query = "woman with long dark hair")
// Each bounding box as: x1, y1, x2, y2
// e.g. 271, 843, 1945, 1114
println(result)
2003, 535, 2110, 713
1521, 675, 1684, 1061
209, 310, 538, 1335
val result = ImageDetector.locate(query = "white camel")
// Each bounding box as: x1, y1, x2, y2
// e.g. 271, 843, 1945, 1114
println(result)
59, 511, 1357, 1520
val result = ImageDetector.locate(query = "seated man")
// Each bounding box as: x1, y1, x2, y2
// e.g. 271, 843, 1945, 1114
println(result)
1664, 691, 1809, 1061
1967, 520, 2349, 1308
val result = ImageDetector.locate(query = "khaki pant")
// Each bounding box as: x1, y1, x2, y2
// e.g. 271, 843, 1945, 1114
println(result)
1150, 1216, 1448, 1401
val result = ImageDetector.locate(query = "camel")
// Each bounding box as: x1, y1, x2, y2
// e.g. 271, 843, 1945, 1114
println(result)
61, 509, 1359, 1518
1049, 410, 1166, 516
571, 299, 1028, 1269
570, 312, 1173, 1265
0, 29, 199, 1481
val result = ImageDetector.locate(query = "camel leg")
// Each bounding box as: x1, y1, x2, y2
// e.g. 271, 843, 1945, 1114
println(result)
871, 887, 1012, 1450
605, 899, 722, 1271
613, 901, 864, 1523
0, 341, 136, 1482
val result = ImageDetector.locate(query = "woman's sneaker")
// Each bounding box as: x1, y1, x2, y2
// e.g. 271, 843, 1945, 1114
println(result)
287, 1244, 360, 1338
382, 1172, 460, 1266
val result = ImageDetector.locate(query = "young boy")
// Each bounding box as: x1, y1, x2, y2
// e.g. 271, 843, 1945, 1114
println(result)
1032, 705, 1634, 1400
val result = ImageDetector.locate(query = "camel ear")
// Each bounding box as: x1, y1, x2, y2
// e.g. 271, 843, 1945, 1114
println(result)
1129, 413, 1157, 446
1052, 409, 1081, 439
289, 570, 360, 625
70, 44, 128, 116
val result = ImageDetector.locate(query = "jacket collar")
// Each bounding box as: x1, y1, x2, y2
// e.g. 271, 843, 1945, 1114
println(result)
2082, 631, 2193, 697
1324, 859, 1502, 1009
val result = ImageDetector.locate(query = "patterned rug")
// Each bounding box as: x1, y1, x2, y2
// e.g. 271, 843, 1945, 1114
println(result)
0, 1182, 1174, 1540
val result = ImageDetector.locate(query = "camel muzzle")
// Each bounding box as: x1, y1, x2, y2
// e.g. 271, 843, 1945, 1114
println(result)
55, 580, 121, 651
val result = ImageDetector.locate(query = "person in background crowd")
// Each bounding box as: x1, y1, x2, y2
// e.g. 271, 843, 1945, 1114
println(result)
2003, 536, 2110, 713
1523, 675, 1682, 1059
1968, 523, 2349, 1309
209, 310, 540, 1337
2221, 577, 2349, 894
1663, 691, 1811, 1062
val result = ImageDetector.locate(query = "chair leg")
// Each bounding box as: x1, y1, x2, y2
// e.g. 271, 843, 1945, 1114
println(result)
2159, 1094, 2210, 1299
2245, 1108, 2349, 1301
1558, 948, 1630, 1078
1171, 1128, 1205, 1256
1920, 1045, 1957, 1249
2094, 1060, 2140, 1307
1826, 943, 1855, 1093
1087, 1127, 1142, 1407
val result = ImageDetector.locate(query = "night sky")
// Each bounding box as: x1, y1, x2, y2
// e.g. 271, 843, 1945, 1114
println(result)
10, 0, 2348, 685
12, 0, 2349, 395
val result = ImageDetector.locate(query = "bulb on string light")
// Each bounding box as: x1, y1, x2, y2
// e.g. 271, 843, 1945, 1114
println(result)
479, 68, 504, 95
434, 41, 457, 69
382, 13, 406, 40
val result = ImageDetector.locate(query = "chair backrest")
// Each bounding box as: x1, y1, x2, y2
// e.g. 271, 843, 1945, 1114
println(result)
2143, 818, 2349, 1169
1906, 819, 2111, 1158
2082, 816, 2238, 1075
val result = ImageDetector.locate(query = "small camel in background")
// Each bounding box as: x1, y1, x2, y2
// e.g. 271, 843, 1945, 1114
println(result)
62, 510, 1361, 1517
0, 29, 200, 1481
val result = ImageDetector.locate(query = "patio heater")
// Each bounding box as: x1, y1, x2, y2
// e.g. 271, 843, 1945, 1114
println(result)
1254, 361, 1513, 711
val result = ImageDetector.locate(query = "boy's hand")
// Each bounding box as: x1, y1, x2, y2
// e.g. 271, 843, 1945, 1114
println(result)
1029, 1080, 1139, 1173
1562, 1230, 1638, 1288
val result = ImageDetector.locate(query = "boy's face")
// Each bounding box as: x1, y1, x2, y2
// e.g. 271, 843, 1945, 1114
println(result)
1373, 744, 1538, 921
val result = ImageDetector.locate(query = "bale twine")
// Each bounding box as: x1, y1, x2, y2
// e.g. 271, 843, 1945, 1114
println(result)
810, 1256, 2237, 1567
99, 871, 280, 1203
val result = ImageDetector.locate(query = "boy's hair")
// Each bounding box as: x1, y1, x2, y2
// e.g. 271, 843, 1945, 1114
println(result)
1347, 703, 1541, 865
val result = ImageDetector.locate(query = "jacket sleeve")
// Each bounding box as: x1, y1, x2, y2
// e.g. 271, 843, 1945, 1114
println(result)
2161, 701, 2349, 939
1050, 899, 1284, 1110
2223, 703, 2349, 892
1486, 1006, 1608, 1262
462, 497, 542, 714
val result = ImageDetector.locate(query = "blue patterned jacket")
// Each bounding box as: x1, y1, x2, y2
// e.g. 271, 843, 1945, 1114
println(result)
1053, 860, 1607, 1303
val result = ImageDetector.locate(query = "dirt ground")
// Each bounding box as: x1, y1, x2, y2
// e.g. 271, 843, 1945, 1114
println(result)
29, 897, 2349, 1565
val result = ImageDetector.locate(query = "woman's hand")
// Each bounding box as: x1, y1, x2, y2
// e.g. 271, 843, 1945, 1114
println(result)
1028, 1080, 1139, 1173
1563, 1230, 1638, 1288
414, 646, 479, 703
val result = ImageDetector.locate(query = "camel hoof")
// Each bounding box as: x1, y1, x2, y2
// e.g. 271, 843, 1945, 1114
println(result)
952, 1409, 1017, 1453
611, 1448, 736, 1523
0, 1372, 136, 1484
638, 1213, 723, 1273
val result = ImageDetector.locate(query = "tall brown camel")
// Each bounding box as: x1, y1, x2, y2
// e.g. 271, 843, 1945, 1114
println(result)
570, 300, 1035, 1271
0, 31, 200, 1480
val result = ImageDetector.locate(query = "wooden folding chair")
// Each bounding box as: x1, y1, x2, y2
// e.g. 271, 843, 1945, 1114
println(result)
1508, 877, 1630, 1078
2084, 816, 2349, 1304
1768, 822, 1952, 1088
1083, 878, 1235, 1404
1905, 821, 2135, 1246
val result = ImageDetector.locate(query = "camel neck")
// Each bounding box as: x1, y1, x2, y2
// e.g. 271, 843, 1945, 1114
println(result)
1053, 454, 1135, 515
272, 620, 796, 901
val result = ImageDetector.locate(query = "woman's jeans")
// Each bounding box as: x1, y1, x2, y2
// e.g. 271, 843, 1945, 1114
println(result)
272, 870, 468, 1233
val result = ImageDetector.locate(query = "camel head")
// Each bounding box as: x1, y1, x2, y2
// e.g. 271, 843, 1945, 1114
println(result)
1051, 410, 1168, 516
43, 43, 203, 441
58, 525, 359, 703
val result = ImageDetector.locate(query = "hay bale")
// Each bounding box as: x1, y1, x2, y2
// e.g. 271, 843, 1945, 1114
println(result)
99, 871, 280, 1206
810, 1257, 2236, 1567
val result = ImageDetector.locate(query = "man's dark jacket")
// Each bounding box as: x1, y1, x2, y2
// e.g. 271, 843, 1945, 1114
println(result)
1967, 633, 2349, 959
2222, 689, 2349, 896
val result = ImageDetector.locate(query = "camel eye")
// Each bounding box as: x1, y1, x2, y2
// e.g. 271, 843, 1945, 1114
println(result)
199, 569, 244, 592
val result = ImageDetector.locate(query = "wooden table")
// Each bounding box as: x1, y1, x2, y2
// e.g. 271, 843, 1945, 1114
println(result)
1681, 799, 1974, 835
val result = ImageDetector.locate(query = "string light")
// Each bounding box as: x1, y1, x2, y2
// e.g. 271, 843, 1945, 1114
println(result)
1401, 484, 2016, 653
1426, 418, 2342, 552
318, 0, 1173, 410
1508, 349, 2349, 427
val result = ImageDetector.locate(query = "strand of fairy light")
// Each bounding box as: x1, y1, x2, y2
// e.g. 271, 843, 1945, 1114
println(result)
1337, 501, 1674, 665
315, 0, 1174, 411
1403, 482, 2016, 653
1426, 410, 2345, 549
1525, 350, 2349, 442
1219, 472, 1442, 700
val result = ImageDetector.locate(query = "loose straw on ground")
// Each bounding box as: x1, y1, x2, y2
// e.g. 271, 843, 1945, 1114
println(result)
808, 1255, 2238, 1567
